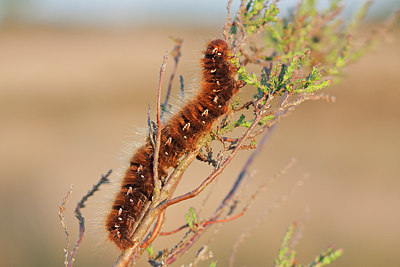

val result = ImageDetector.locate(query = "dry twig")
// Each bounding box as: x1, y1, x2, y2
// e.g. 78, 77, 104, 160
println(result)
58, 170, 111, 267
58, 185, 73, 267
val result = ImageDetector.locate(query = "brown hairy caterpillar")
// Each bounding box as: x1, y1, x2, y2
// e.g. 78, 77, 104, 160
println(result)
106, 39, 241, 249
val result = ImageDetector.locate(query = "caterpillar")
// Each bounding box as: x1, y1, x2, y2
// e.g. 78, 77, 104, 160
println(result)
106, 39, 241, 249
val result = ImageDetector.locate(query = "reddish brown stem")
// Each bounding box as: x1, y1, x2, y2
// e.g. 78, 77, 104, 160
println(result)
160, 211, 244, 237
203, 212, 244, 226
140, 210, 165, 249
159, 224, 188, 236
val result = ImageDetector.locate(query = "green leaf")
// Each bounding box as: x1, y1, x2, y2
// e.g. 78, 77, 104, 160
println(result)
146, 244, 154, 258
185, 213, 194, 230
259, 115, 274, 126
189, 207, 198, 224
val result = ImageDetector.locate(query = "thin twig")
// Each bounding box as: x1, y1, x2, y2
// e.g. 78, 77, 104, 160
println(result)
140, 210, 165, 249
161, 38, 183, 119
159, 223, 188, 236
165, 226, 207, 265
160, 211, 245, 237
179, 75, 185, 102
153, 53, 168, 198
59, 185, 73, 267
203, 212, 245, 226
68, 170, 111, 267
216, 125, 276, 215
223, 0, 234, 41
233, 10, 247, 55
230, 0, 248, 54
197, 173, 219, 216
147, 104, 155, 148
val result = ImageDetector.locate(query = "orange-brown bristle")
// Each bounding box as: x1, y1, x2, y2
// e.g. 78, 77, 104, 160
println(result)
106, 39, 240, 249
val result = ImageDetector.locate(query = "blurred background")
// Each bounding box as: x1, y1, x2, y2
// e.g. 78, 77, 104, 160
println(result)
0, 0, 399, 266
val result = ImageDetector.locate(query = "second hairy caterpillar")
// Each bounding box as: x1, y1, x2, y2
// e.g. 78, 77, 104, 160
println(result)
106, 39, 241, 249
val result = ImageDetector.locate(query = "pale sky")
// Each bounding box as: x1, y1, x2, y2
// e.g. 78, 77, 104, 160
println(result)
0, 0, 398, 27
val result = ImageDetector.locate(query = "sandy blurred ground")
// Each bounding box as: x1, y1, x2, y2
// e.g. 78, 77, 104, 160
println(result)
0, 25, 399, 267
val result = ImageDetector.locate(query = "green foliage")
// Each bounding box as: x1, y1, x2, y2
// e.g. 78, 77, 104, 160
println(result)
245, 0, 370, 80
231, 0, 279, 35
146, 244, 155, 258
216, 0, 393, 265
275, 223, 297, 267
185, 207, 198, 231
234, 48, 332, 96
231, 96, 241, 110
220, 0, 379, 141
250, 0, 376, 70
219, 0, 390, 142
274, 223, 343, 267
235, 114, 252, 128
308, 247, 344, 267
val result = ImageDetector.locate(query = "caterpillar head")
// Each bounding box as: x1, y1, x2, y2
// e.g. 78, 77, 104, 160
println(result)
205, 39, 229, 59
